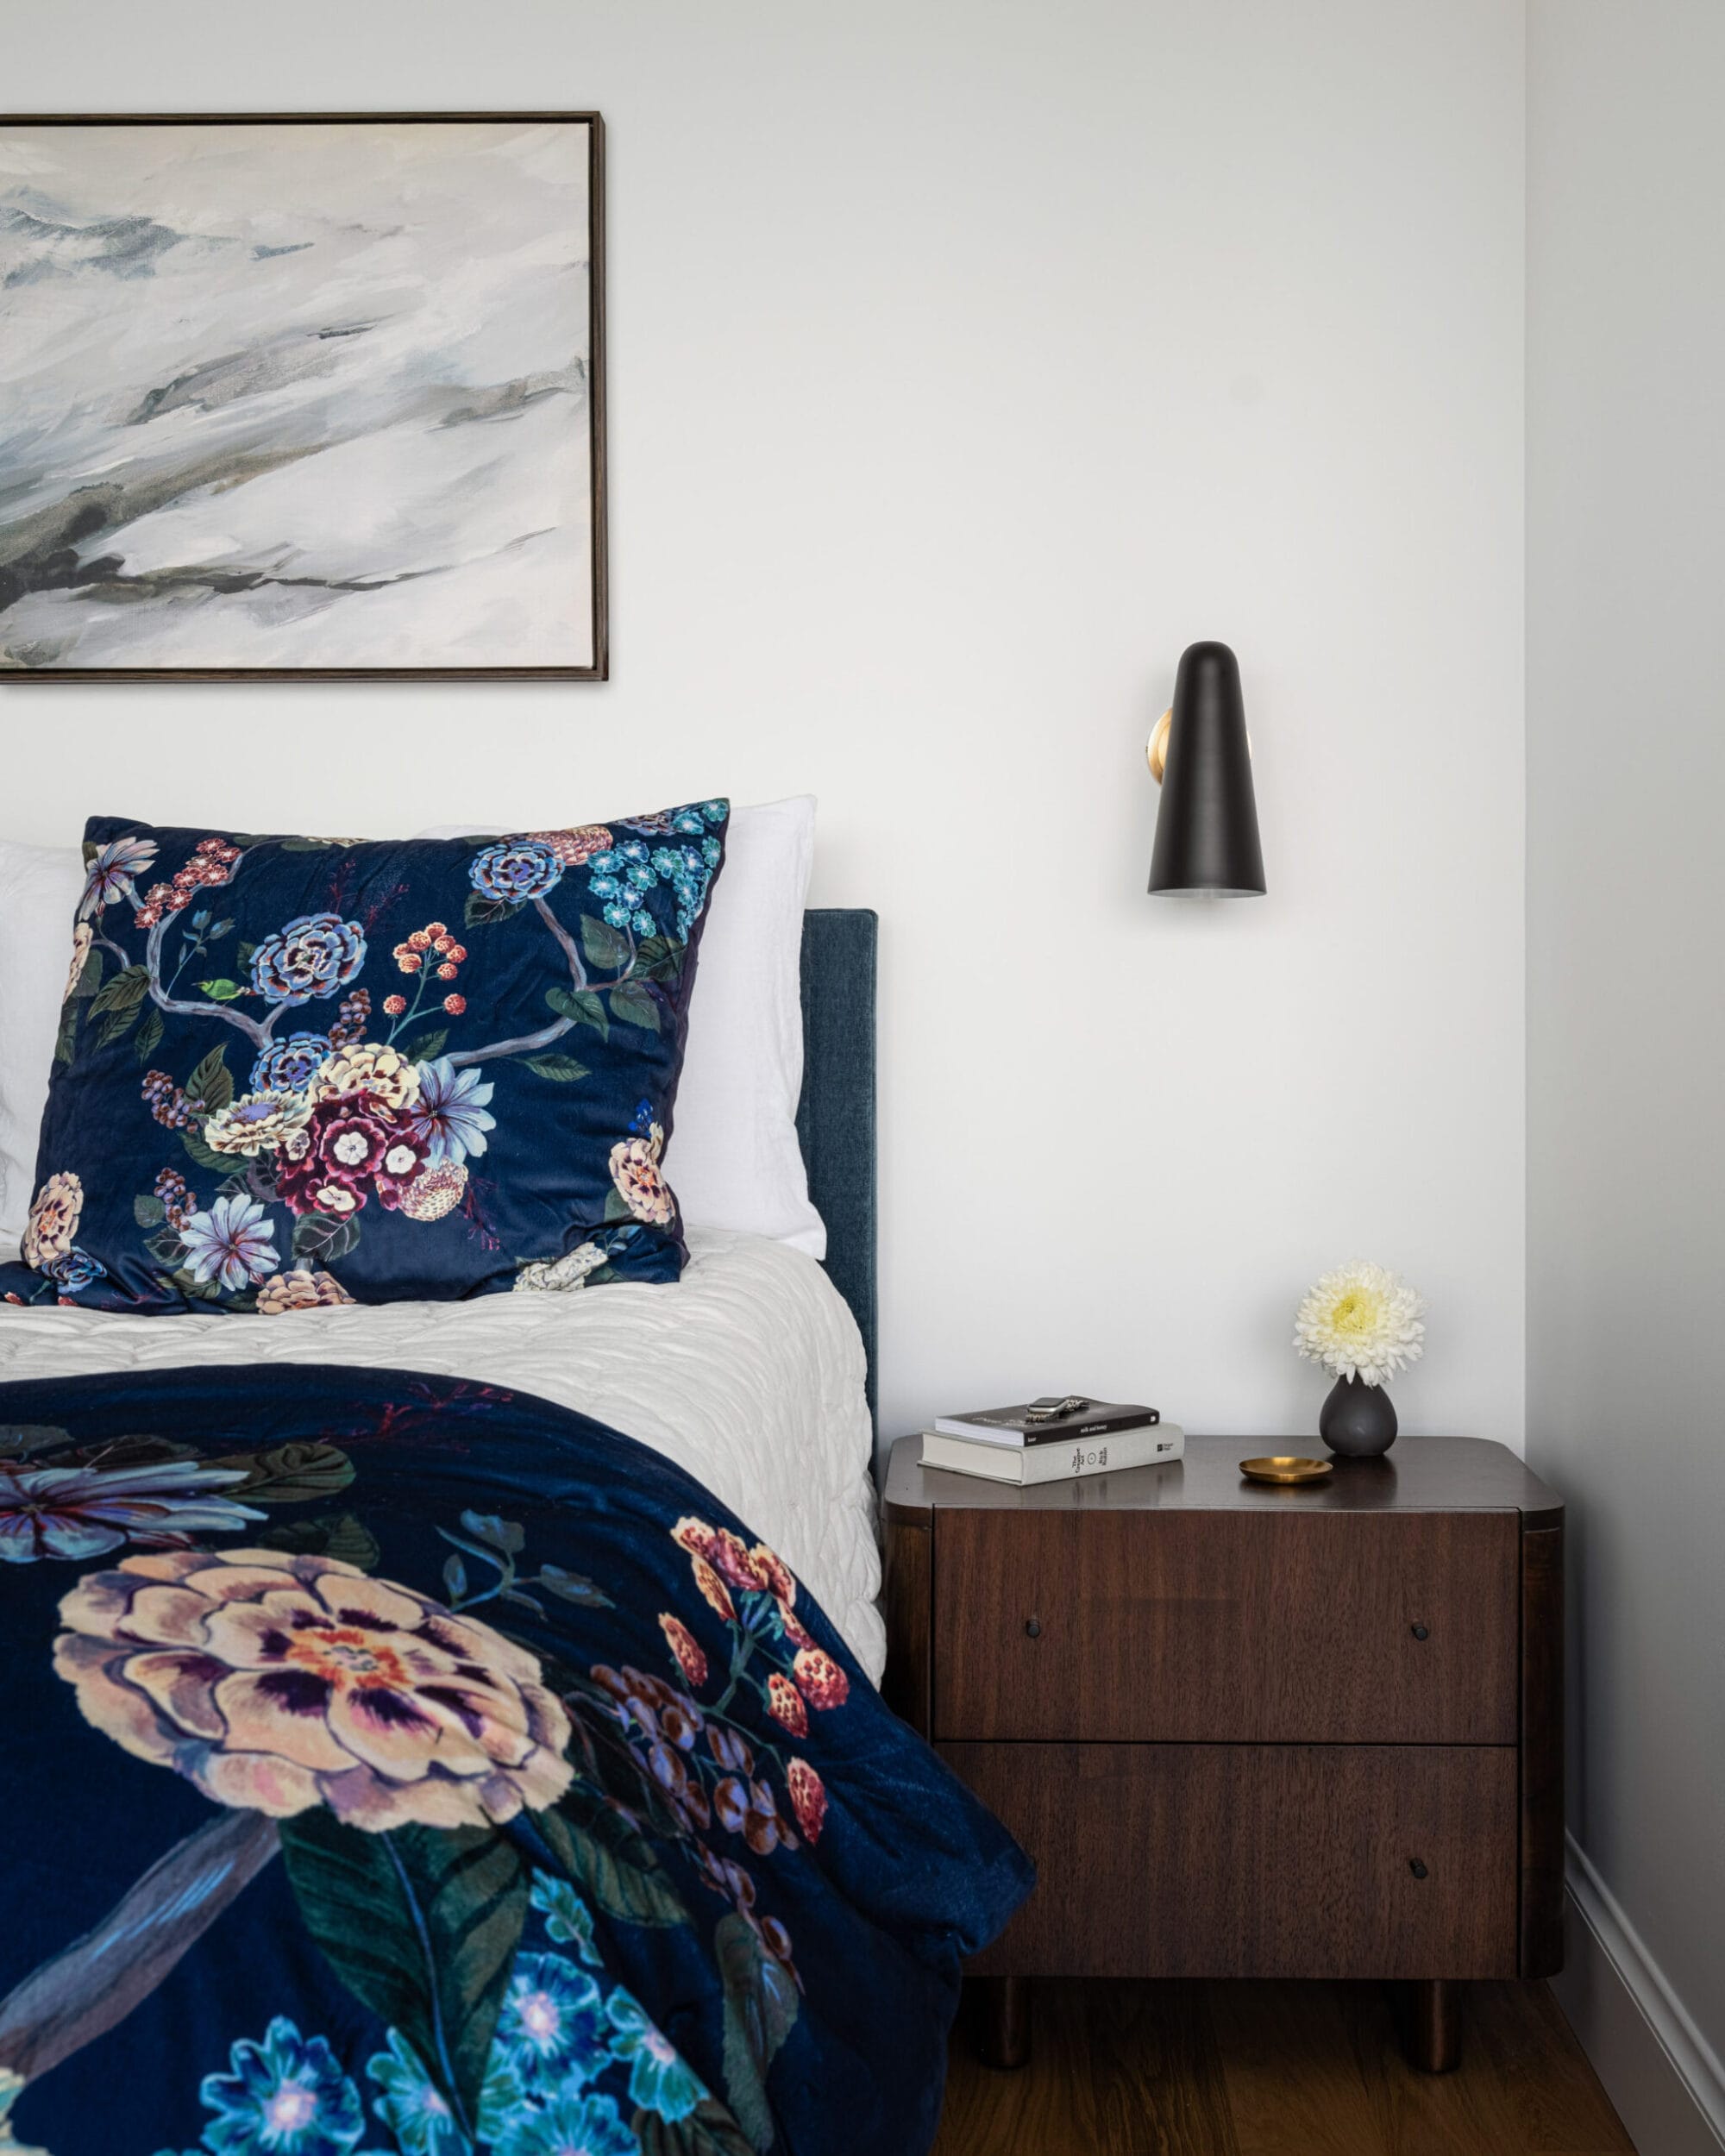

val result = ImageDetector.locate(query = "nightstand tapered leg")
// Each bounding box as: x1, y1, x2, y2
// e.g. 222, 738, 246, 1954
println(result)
1407, 1979, 1462, 2071
975, 1977, 1032, 2070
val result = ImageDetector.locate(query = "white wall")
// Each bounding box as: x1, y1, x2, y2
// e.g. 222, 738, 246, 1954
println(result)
2, 0, 1527, 1452
1528, 2, 1725, 2139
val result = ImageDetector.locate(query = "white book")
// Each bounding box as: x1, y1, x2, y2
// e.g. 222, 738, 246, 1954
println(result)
919, 1423, 1184, 1485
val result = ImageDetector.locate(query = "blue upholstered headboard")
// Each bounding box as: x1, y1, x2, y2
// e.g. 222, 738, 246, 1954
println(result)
796, 910, 877, 1425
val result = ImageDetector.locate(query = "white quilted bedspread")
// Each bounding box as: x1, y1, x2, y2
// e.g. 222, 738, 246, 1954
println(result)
0, 1226, 885, 1681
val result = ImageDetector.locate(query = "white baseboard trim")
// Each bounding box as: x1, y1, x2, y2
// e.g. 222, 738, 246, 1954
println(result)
1553, 1833, 1725, 2156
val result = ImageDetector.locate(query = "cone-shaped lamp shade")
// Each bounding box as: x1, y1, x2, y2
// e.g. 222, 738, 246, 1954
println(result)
1148, 640, 1266, 895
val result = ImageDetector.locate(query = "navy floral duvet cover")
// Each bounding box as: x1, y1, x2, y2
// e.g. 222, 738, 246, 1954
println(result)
0, 1366, 1032, 2156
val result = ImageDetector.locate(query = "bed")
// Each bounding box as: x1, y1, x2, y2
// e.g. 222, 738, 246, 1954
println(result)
0, 909, 1032, 2156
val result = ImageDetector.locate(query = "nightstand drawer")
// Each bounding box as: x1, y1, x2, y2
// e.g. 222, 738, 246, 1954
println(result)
944, 1741, 1519, 1979
933, 1507, 1518, 1743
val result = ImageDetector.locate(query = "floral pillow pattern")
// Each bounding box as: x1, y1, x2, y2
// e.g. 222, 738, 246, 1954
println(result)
8, 804, 728, 1312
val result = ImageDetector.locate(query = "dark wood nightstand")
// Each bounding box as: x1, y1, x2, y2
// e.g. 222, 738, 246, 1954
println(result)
882, 1434, 1564, 2074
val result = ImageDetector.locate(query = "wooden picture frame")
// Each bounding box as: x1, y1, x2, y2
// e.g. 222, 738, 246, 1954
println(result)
0, 112, 606, 681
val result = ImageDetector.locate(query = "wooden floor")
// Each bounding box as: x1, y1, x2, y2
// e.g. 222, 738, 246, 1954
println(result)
933, 1978, 1635, 2156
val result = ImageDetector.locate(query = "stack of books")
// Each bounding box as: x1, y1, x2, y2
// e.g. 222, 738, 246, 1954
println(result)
919, 1397, 1182, 1485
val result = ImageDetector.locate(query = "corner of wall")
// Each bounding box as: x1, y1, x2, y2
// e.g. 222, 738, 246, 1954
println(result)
1555, 1838, 1725, 2155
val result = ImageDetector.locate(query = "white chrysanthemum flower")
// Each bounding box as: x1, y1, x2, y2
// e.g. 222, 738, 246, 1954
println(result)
1294, 1262, 1426, 1386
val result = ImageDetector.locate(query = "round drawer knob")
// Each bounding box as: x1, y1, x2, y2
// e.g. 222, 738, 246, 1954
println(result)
1409, 1858, 1429, 1880
1024, 1617, 1042, 1639
1410, 1622, 1430, 1641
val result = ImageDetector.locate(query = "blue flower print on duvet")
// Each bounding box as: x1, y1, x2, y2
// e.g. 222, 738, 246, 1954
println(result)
160, 1976, 702, 2156
154, 2015, 368, 2156
493, 1953, 608, 2094
488, 2089, 633, 2156
367, 2032, 467, 2156
604, 1991, 705, 2122
364, 1951, 711, 2154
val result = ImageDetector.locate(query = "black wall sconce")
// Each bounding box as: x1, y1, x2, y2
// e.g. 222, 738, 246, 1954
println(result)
1146, 640, 1266, 897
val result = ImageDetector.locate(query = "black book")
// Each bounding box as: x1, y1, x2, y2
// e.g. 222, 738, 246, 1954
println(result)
931, 1397, 1160, 1449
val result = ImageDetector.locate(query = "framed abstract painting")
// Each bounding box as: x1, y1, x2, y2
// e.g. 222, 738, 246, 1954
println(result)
0, 112, 606, 680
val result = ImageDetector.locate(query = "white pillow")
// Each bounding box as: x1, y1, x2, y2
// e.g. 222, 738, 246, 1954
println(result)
417, 797, 825, 1257
0, 837, 87, 1248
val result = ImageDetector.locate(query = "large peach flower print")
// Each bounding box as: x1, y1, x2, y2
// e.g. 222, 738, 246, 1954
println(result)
53, 1547, 573, 1831
609, 1125, 675, 1227
22, 1170, 83, 1271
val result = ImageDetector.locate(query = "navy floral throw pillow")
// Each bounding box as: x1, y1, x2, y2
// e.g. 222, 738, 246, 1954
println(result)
6, 803, 729, 1313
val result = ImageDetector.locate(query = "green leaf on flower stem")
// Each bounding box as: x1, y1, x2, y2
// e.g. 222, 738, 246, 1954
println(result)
292, 1213, 361, 1264
53, 1001, 78, 1067
198, 978, 247, 1002
89, 963, 149, 1019
279, 1811, 527, 2133
134, 1193, 167, 1228
533, 1788, 689, 1928
144, 1228, 187, 1268
579, 913, 632, 971
181, 1124, 229, 1174
185, 1045, 233, 1114
632, 934, 684, 986
0, 1424, 74, 1458
632, 2101, 756, 2156
167, 1266, 225, 1305
93, 975, 151, 1044
260, 1510, 380, 1572
603, 1187, 634, 1225
546, 985, 608, 1038
524, 1054, 589, 1083
398, 1030, 448, 1066
235, 941, 257, 972
135, 1006, 165, 1062
465, 893, 523, 928
97, 1005, 144, 1047
607, 981, 660, 1033
73, 948, 103, 999
717, 1910, 800, 2150
207, 1442, 355, 1505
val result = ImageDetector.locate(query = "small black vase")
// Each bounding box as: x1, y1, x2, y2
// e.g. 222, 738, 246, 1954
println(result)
1319, 1375, 1397, 1457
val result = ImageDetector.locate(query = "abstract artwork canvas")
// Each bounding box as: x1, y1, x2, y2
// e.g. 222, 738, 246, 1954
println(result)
0, 113, 605, 680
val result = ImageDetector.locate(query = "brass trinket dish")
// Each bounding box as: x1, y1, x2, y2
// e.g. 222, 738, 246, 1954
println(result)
1238, 1455, 1333, 1486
